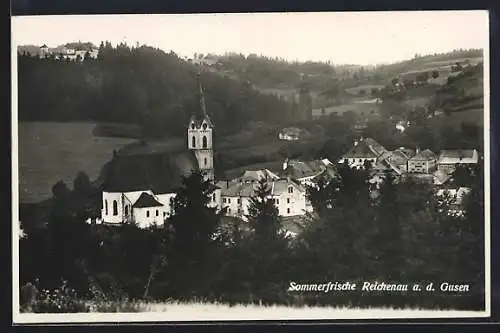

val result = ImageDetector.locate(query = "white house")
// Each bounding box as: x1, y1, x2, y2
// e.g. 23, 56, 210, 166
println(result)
216, 177, 312, 221
407, 149, 437, 174
437, 149, 479, 174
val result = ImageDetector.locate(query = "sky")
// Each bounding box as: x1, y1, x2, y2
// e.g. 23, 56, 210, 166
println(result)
11, 11, 489, 65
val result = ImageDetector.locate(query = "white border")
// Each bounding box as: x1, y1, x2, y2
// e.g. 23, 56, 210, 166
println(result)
11, 11, 491, 324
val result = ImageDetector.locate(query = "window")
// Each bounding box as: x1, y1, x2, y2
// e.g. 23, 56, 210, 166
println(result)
276, 199, 280, 205
156, 210, 159, 217
223, 198, 227, 203
228, 198, 231, 204
105, 200, 108, 215
237, 198, 241, 204
202, 123, 207, 130
202, 136, 208, 148
146, 210, 150, 218
237, 208, 241, 214
192, 136, 196, 148
287, 208, 290, 214
288, 187, 293, 194
204, 157, 208, 166
124, 205, 129, 216
228, 208, 231, 214
212, 193, 216, 201
191, 123, 195, 129
112, 200, 118, 216
287, 198, 290, 204
163, 212, 166, 217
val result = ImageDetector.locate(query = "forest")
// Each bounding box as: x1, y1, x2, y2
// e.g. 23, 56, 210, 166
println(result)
18, 42, 291, 138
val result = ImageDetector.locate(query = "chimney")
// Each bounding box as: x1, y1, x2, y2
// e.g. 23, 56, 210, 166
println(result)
283, 158, 289, 171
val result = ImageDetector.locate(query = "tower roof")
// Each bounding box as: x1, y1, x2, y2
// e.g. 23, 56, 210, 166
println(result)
189, 73, 214, 128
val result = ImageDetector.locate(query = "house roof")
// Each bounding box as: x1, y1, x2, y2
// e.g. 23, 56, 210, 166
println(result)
342, 138, 388, 159
218, 179, 304, 198
240, 169, 279, 182
132, 192, 164, 208
409, 149, 437, 161
284, 160, 325, 179
96, 150, 199, 194
438, 149, 478, 164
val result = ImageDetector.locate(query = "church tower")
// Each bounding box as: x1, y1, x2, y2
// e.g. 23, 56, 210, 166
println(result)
187, 73, 215, 181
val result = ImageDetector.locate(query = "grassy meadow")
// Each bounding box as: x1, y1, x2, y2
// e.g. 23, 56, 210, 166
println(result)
18, 122, 136, 203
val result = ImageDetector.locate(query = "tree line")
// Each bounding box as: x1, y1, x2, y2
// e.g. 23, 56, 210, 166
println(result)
19, 161, 484, 311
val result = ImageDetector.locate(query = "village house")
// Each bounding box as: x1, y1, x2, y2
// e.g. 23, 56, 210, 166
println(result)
338, 137, 388, 169
217, 176, 312, 221
407, 148, 438, 174
282, 158, 337, 187
437, 149, 479, 174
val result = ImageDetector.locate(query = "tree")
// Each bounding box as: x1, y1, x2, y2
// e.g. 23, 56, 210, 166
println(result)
246, 177, 281, 242
244, 177, 291, 302
167, 170, 224, 297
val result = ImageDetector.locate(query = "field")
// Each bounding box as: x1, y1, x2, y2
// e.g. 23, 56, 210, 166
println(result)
18, 122, 136, 203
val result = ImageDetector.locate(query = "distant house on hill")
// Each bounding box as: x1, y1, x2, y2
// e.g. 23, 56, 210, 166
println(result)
19, 43, 99, 61
278, 127, 310, 141
407, 149, 437, 174
437, 149, 479, 174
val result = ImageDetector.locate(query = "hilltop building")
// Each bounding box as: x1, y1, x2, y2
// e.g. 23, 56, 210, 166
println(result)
19, 44, 99, 61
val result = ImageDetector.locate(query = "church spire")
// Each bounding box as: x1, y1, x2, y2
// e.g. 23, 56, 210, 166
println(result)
195, 72, 207, 119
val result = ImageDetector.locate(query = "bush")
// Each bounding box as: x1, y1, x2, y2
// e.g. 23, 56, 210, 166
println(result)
29, 280, 89, 313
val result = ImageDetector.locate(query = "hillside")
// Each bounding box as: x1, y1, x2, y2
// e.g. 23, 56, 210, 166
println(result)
199, 49, 483, 111
17, 42, 293, 138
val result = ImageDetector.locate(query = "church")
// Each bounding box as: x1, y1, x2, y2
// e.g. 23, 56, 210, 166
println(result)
98, 73, 314, 229
98, 74, 220, 228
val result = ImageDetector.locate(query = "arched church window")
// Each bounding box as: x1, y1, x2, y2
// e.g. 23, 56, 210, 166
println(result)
105, 200, 108, 215
204, 157, 208, 166
192, 136, 196, 148
191, 123, 195, 129
202, 136, 208, 148
112, 200, 118, 216
202, 123, 207, 130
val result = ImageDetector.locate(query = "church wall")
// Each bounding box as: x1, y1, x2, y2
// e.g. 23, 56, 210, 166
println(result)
102, 191, 125, 224
133, 207, 165, 229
